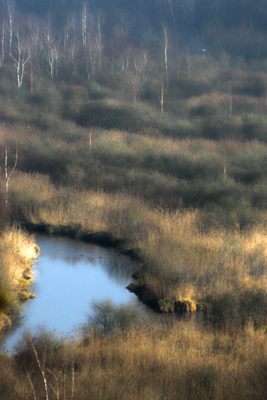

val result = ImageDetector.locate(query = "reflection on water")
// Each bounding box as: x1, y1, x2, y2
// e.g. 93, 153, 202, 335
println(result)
1, 234, 137, 353
57, 255, 137, 284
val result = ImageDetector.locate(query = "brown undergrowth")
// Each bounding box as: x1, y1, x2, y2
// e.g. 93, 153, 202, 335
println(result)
1, 321, 267, 399
9, 172, 267, 328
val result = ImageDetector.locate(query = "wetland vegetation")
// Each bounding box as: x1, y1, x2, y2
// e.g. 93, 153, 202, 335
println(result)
1, 0, 267, 398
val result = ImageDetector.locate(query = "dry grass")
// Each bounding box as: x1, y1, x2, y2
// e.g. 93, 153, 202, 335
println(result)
2, 321, 267, 399
0, 228, 38, 282
9, 172, 267, 305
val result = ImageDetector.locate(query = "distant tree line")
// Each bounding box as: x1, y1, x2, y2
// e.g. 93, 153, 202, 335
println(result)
0, 0, 265, 93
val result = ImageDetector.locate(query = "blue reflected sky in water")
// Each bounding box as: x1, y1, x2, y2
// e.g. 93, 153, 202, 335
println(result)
1, 234, 136, 351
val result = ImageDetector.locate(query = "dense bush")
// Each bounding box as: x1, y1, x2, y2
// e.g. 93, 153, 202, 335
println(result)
204, 288, 267, 330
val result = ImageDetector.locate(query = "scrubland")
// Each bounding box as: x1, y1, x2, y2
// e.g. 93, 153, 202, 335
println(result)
2, 54, 267, 398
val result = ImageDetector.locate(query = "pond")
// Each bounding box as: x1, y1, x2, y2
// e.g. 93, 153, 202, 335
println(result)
1, 234, 137, 352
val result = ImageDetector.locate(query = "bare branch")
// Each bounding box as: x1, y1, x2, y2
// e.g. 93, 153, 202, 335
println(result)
28, 333, 50, 400
24, 365, 38, 400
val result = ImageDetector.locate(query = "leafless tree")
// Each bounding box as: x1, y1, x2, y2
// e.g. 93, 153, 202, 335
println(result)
43, 23, 62, 80
85, 13, 103, 81
11, 30, 30, 88
219, 140, 238, 178
63, 17, 79, 76
229, 92, 233, 117
3, 0, 15, 56
81, 1, 87, 46
162, 25, 169, 87
178, 0, 196, 23
86, 29, 97, 81
26, 17, 40, 94
158, 78, 167, 115
0, 19, 6, 68
23, 330, 76, 400
97, 13, 103, 72
1, 128, 18, 208
130, 49, 149, 104
187, 47, 191, 78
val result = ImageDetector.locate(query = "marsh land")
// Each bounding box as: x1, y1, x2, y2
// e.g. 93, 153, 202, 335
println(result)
1, 0, 267, 398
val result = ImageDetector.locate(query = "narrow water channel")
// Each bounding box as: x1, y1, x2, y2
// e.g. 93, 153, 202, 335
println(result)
1, 234, 137, 352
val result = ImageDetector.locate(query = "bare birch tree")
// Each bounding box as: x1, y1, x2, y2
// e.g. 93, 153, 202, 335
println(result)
85, 13, 103, 81
28, 332, 50, 400
81, 1, 87, 46
187, 47, 191, 78
130, 49, 149, 104
0, 20, 6, 68
86, 29, 97, 81
26, 17, 40, 94
11, 31, 30, 88
162, 25, 169, 88
178, 0, 196, 23
219, 141, 238, 178
23, 330, 76, 400
97, 13, 103, 72
63, 17, 79, 76
3, 0, 15, 56
43, 24, 62, 80
2, 0, 14, 56
158, 78, 167, 115
1, 128, 18, 208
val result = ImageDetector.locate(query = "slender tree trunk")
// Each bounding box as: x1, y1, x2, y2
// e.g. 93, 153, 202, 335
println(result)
160, 79, 164, 115
4, 144, 17, 207
24, 366, 37, 400
187, 49, 191, 78
162, 26, 169, 88
177, 52, 180, 78
97, 14, 102, 72
131, 74, 137, 104
29, 334, 50, 400
82, 2, 87, 46
89, 128, 92, 152
71, 355, 75, 400
31, 59, 34, 94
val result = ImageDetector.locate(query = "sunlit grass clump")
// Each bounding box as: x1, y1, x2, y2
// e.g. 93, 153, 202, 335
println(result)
0, 227, 38, 333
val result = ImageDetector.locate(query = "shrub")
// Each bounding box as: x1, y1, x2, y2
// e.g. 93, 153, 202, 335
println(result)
232, 74, 266, 97
168, 77, 212, 99
86, 299, 149, 335
204, 288, 267, 330
76, 101, 146, 132
189, 104, 217, 118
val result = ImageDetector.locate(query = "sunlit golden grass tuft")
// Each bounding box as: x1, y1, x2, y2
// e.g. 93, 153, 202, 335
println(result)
0, 228, 38, 282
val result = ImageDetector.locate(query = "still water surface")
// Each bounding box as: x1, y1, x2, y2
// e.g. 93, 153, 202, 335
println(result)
1, 234, 136, 352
